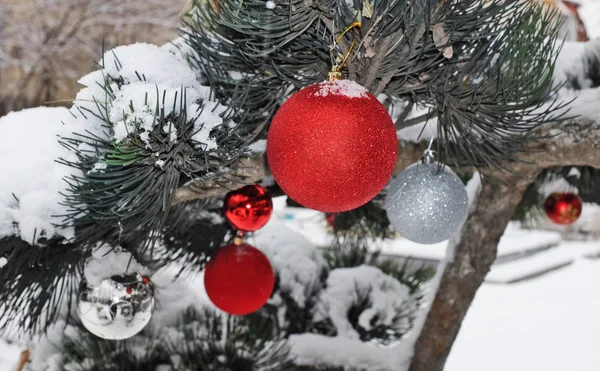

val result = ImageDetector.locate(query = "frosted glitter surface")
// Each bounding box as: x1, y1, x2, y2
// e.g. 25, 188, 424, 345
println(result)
385, 162, 468, 244
314, 80, 368, 98
266, 81, 398, 212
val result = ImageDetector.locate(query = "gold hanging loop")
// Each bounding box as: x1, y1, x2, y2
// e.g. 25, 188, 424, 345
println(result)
328, 21, 362, 81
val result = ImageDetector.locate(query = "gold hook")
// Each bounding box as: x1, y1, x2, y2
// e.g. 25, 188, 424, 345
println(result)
331, 21, 362, 75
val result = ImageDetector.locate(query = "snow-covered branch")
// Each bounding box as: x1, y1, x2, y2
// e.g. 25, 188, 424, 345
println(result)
0, 0, 185, 113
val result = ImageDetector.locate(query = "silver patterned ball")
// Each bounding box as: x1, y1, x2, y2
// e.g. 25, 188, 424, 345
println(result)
77, 273, 155, 340
385, 161, 468, 244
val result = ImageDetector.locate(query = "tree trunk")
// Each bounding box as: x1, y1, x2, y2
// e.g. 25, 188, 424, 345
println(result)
408, 118, 600, 371
409, 169, 540, 371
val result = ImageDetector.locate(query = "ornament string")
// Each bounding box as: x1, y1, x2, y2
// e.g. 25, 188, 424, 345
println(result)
423, 138, 435, 164
328, 21, 362, 80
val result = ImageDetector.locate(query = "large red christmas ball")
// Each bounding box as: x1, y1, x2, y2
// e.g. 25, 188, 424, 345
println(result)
267, 79, 398, 212
204, 242, 274, 315
224, 184, 273, 232
543, 192, 582, 225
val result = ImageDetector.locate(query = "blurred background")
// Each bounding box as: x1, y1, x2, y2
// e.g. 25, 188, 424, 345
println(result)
1, 0, 599, 117
0, 0, 187, 116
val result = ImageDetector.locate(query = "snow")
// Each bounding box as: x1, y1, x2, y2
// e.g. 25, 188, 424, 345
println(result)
486, 244, 575, 284
553, 41, 588, 87
579, 0, 600, 38
314, 265, 415, 340
250, 222, 325, 309
392, 103, 438, 142
556, 86, 600, 121
314, 80, 368, 98
446, 242, 600, 371
147, 265, 216, 341
279, 206, 562, 263
101, 43, 198, 88
0, 199, 599, 371
289, 333, 407, 371
65, 42, 228, 155
0, 340, 24, 371
248, 139, 267, 153
0, 107, 77, 244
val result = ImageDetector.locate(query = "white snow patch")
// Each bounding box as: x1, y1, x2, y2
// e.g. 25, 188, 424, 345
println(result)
248, 139, 267, 153
192, 101, 229, 150
446, 248, 600, 371
0, 107, 78, 243
392, 102, 438, 142
67, 43, 228, 152
314, 265, 415, 340
289, 333, 408, 371
28, 320, 77, 371
102, 43, 198, 88
314, 80, 368, 98
540, 177, 578, 196
579, 0, 600, 38
251, 221, 326, 309
149, 266, 216, 332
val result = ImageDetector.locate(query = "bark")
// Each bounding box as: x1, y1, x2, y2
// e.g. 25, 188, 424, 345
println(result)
408, 118, 600, 371
408, 168, 540, 371
171, 141, 427, 206
172, 154, 269, 205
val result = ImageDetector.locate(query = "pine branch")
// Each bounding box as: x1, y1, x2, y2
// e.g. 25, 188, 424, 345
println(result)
396, 110, 436, 130
172, 154, 269, 206
0, 236, 85, 334
171, 117, 600, 205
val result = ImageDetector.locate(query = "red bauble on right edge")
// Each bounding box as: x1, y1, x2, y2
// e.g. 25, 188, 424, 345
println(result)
543, 192, 583, 225
204, 242, 274, 316
267, 79, 398, 212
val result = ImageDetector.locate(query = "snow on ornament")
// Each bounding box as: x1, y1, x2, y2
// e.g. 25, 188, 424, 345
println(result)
385, 151, 468, 244
204, 239, 275, 315
543, 192, 582, 225
77, 273, 155, 340
223, 184, 273, 232
267, 79, 398, 212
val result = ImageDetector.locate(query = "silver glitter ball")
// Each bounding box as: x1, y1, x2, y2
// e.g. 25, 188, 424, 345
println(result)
385, 161, 468, 244
77, 273, 155, 340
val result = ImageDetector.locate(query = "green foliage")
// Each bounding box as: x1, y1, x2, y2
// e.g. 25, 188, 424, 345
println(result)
185, 0, 565, 169
328, 195, 396, 241
565, 45, 600, 90
512, 181, 545, 223
59, 307, 290, 371
376, 258, 436, 297
0, 236, 84, 334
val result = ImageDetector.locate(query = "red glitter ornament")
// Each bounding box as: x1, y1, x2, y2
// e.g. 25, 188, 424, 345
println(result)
204, 242, 275, 315
224, 185, 273, 232
543, 192, 583, 225
267, 79, 398, 212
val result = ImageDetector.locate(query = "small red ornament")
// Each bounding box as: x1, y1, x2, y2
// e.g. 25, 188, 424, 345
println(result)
224, 184, 273, 232
267, 79, 398, 212
204, 241, 275, 315
543, 192, 583, 225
